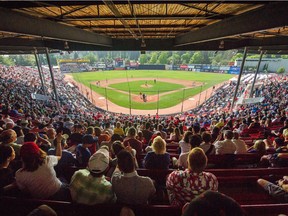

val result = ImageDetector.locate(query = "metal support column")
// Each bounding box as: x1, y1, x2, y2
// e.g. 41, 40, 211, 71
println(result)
89, 83, 93, 103
34, 52, 45, 95
37, 54, 46, 94
45, 48, 60, 109
129, 90, 131, 115
230, 47, 248, 112
198, 85, 203, 106
157, 90, 159, 114
250, 50, 263, 98
105, 87, 108, 111
181, 89, 185, 113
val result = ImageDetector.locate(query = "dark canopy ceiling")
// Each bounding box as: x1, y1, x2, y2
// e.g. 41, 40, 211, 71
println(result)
0, 1, 288, 54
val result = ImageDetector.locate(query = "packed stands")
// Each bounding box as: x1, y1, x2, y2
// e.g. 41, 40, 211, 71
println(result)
1, 64, 288, 215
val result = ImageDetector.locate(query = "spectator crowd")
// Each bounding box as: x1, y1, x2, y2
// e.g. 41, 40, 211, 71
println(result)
0, 64, 288, 215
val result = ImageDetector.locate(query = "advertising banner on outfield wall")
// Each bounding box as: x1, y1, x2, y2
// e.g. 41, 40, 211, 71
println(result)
228, 66, 241, 74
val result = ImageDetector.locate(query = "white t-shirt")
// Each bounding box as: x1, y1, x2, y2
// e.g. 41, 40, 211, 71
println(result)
179, 140, 191, 154
16, 155, 61, 199
214, 139, 236, 155
178, 152, 189, 169
232, 139, 248, 154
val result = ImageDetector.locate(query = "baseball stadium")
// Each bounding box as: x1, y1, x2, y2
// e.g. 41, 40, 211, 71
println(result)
0, 1, 288, 216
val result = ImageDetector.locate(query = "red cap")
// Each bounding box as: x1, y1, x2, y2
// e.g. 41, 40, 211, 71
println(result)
20, 142, 40, 158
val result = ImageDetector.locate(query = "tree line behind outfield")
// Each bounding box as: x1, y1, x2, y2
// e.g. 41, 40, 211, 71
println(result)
1, 50, 288, 67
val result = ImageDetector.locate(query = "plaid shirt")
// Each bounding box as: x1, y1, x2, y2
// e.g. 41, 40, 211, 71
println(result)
70, 169, 115, 205
166, 169, 218, 207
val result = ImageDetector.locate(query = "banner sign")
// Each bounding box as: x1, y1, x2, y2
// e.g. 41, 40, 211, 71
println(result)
31, 93, 51, 101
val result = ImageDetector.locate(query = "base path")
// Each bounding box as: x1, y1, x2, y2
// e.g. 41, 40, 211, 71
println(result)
64, 75, 226, 115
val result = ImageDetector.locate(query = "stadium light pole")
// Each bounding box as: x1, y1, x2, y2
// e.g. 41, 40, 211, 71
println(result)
230, 47, 248, 112
45, 48, 60, 110
34, 51, 46, 96
250, 50, 263, 98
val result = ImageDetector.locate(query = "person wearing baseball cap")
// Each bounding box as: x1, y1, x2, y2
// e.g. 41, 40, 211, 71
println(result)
15, 133, 70, 200
70, 145, 115, 205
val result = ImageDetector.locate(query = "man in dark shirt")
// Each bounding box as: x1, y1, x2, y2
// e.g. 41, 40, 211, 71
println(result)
76, 135, 96, 167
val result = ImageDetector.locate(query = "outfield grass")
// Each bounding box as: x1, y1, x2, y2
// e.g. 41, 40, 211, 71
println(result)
70, 70, 234, 110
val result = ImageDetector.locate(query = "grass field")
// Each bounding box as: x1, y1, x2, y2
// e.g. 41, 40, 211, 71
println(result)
70, 70, 234, 110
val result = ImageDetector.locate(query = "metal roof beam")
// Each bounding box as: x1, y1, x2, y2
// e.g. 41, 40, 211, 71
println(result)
0, 8, 112, 47
102, 0, 138, 40
60, 14, 228, 21
0, 1, 267, 9
77, 24, 206, 29
175, 2, 288, 46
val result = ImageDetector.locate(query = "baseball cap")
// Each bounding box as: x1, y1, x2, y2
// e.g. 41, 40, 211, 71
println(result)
20, 119, 29, 125
20, 142, 40, 158
82, 134, 97, 144
88, 146, 109, 174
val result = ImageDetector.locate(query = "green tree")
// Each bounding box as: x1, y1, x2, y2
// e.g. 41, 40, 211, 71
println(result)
149, 52, 158, 64
181, 52, 191, 64
211, 53, 222, 66
248, 54, 260, 59
84, 52, 98, 64
168, 52, 181, 65
189, 51, 204, 64
157, 51, 169, 64
10, 55, 36, 66
231, 53, 243, 62
49, 54, 58, 66
281, 55, 288, 59
73, 52, 79, 59
0, 55, 15, 66
139, 54, 148, 64
277, 67, 285, 74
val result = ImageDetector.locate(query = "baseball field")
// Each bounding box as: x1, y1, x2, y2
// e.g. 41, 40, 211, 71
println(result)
68, 70, 234, 112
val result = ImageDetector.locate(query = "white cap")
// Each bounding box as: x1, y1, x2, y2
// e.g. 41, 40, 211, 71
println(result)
88, 146, 109, 174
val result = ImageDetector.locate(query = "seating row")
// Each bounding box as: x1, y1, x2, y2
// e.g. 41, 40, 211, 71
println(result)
0, 196, 287, 216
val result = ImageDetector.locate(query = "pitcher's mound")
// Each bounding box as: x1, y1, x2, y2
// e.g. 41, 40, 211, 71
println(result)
141, 84, 153, 88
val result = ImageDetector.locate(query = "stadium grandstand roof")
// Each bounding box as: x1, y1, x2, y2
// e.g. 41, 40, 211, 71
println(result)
0, 1, 288, 54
